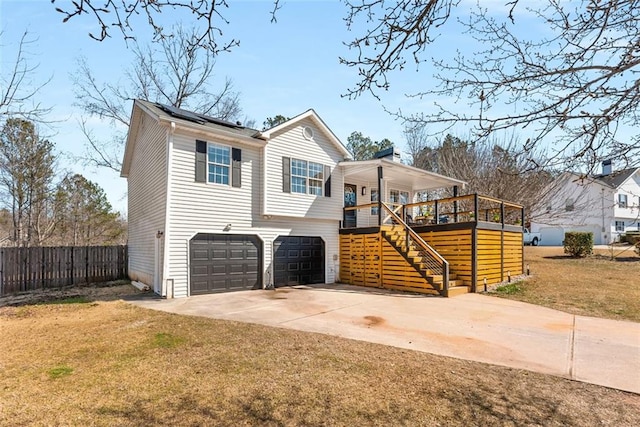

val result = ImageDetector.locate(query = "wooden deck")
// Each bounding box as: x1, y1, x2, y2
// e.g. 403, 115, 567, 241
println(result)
340, 195, 524, 296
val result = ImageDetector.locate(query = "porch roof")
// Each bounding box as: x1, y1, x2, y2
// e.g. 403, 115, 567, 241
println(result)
338, 158, 467, 191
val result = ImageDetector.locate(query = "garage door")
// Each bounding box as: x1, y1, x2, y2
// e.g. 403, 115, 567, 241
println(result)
189, 234, 261, 295
274, 236, 325, 287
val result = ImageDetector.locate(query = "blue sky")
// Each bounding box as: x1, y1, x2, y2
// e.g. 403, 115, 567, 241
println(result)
3, 0, 445, 213
2, 1, 631, 213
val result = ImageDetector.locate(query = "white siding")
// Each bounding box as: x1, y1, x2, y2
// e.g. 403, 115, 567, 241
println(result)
531, 174, 612, 245
532, 171, 640, 244
614, 172, 640, 220
166, 132, 259, 297
126, 115, 167, 286
265, 118, 346, 220
164, 129, 341, 297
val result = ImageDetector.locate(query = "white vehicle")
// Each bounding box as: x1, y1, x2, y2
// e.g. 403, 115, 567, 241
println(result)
523, 228, 541, 246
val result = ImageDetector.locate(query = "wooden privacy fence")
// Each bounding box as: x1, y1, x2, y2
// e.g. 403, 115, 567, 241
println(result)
0, 245, 128, 296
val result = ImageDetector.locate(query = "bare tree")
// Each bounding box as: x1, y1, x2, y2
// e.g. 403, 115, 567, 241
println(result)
52, 0, 283, 52
341, 0, 640, 171
406, 129, 554, 221
403, 122, 432, 166
73, 24, 243, 171
0, 30, 51, 123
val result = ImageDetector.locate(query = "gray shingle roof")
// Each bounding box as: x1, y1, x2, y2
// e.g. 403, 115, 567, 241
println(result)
137, 99, 262, 139
592, 167, 639, 188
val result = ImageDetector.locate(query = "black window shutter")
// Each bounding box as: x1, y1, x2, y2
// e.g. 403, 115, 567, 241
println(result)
232, 148, 241, 188
195, 140, 207, 182
324, 165, 331, 197
282, 157, 291, 193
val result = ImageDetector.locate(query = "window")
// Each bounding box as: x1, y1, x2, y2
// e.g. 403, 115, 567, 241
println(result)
390, 190, 409, 206
196, 140, 241, 186
618, 194, 628, 208
615, 221, 625, 232
308, 162, 324, 196
400, 191, 409, 205
207, 143, 230, 185
291, 159, 307, 193
371, 189, 379, 215
565, 198, 574, 212
290, 158, 324, 196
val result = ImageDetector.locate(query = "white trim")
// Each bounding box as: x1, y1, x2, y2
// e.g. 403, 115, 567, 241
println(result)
290, 158, 325, 196
205, 141, 232, 186
167, 120, 265, 147
339, 158, 467, 188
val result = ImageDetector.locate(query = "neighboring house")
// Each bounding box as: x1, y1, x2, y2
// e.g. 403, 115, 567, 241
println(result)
530, 162, 640, 245
122, 100, 523, 298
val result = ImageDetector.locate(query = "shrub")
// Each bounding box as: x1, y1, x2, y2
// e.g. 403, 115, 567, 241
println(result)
635, 241, 640, 257
564, 232, 593, 257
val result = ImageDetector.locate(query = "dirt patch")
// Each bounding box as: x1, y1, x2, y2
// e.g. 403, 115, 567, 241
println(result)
363, 315, 386, 327
0, 281, 146, 308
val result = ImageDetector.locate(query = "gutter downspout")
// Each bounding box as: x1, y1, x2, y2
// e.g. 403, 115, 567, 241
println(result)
262, 144, 269, 216
161, 122, 175, 298
377, 166, 383, 226
601, 187, 606, 244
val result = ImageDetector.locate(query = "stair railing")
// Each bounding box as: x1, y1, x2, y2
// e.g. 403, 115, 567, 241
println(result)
381, 202, 450, 296
382, 203, 403, 224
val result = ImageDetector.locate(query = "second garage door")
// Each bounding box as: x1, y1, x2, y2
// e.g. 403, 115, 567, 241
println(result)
190, 233, 262, 295
274, 236, 325, 287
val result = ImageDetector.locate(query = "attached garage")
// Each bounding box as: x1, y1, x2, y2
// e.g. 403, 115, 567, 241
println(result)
274, 236, 325, 287
189, 234, 262, 295
538, 226, 565, 246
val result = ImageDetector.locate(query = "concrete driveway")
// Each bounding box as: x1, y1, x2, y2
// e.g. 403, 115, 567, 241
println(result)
129, 284, 640, 394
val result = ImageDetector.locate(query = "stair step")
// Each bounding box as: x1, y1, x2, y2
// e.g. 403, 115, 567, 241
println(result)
448, 285, 469, 297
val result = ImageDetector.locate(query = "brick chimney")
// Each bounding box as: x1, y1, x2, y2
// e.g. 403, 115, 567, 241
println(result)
602, 159, 613, 176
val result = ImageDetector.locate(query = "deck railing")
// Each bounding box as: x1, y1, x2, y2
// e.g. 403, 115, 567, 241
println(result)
343, 193, 524, 229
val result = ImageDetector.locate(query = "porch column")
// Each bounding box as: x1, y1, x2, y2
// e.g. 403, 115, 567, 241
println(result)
453, 185, 459, 223
377, 166, 383, 226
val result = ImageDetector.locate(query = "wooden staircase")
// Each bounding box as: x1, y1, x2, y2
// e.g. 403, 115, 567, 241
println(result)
381, 224, 469, 297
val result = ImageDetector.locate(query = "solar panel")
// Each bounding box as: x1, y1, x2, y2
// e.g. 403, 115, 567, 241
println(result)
156, 103, 244, 129
199, 113, 243, 129
157, 104, 206, 124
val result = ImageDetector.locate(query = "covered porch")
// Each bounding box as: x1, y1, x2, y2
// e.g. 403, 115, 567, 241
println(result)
338, 159, 524, 297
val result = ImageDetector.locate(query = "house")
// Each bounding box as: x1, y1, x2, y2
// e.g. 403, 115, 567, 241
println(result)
121, 100, 524, 298
530, 161, 640, 245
